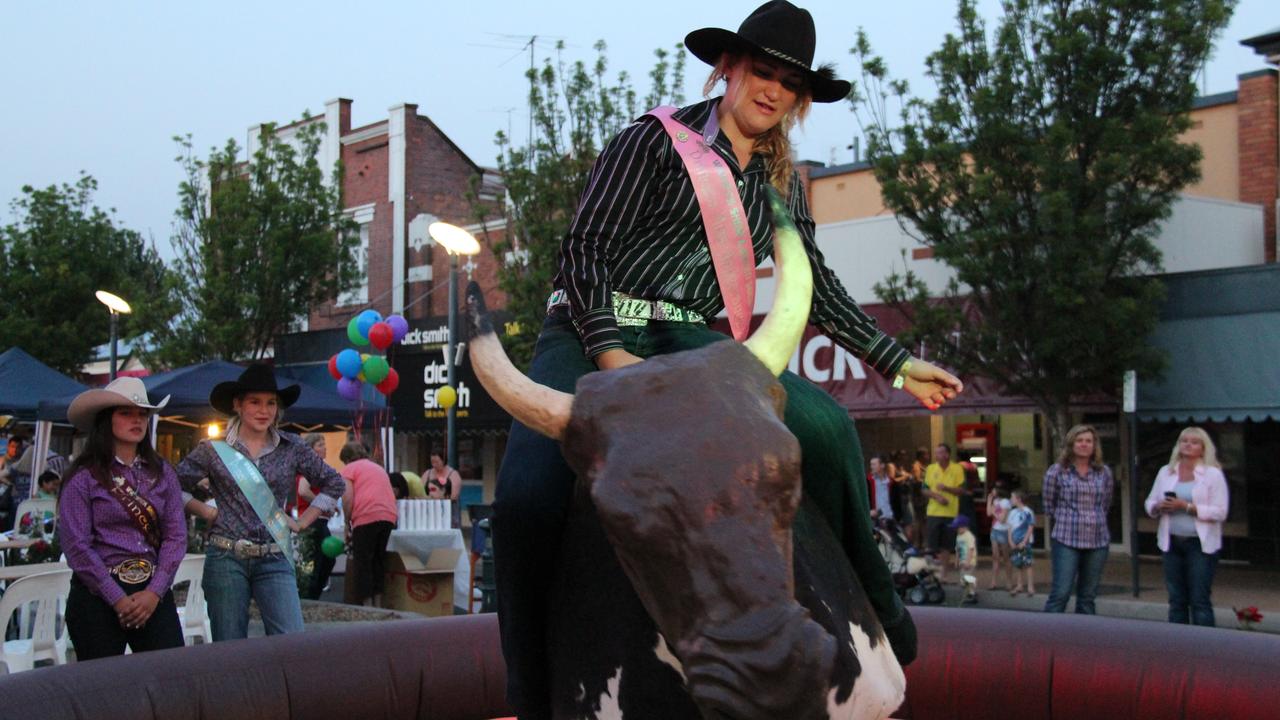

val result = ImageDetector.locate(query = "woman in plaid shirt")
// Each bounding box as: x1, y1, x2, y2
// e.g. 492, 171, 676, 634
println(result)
1042, 424, 1114, 614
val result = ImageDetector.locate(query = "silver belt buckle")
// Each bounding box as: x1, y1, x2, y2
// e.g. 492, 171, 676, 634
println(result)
112, 558, 154, 584
233, 538, 257, 558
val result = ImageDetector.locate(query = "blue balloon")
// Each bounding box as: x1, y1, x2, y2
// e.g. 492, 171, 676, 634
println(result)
356, 309, 383, 337
335, 349, 362, 379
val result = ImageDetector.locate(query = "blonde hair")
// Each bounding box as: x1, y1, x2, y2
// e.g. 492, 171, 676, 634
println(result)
1168, 426, 1220, 470
1056, 424, 1104, 468
704, 52, 812, 199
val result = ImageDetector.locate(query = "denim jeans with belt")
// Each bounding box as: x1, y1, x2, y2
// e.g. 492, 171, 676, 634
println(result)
492, 311, 905, 718
203, 545, 304, 641
1163, 535, 1218, 626
1044, 539, 1109, 614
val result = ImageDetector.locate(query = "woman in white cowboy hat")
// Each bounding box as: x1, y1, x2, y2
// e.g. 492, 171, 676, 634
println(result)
176, 363, 345, 641
58, 377, 186, 659
494, 2, 964, 714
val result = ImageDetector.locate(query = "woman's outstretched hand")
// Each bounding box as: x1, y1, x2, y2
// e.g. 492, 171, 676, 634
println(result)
901, 358, 963, 410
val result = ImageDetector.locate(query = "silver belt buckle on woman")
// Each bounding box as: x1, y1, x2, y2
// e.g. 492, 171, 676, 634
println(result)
109, 558, 155, 585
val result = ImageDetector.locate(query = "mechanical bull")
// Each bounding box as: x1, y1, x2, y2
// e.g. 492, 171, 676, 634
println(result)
465, 191, 905, 720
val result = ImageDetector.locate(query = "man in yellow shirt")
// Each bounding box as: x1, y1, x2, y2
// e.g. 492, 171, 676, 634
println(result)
924, 443, 968, 583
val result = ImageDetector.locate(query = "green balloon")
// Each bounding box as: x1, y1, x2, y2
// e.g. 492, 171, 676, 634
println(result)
347, 316, 370, 346
321, 535, 345, 558
362, 355, 390, 384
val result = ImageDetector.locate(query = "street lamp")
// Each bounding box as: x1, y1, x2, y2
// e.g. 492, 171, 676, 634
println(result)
428, 222, 481, 475
95, 290, 132, 381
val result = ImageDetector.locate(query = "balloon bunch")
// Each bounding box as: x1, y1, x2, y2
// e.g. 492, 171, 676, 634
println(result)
328, 309, 408, 401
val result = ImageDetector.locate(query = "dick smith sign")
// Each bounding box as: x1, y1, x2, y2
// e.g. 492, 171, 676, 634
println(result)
390, 320, 510, 431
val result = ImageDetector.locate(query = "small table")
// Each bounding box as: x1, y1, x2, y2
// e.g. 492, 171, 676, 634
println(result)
0, 536, 39, 551
0, 561, 68, 582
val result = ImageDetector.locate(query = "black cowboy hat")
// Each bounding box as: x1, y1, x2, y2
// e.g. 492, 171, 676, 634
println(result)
685, 0, 852, 103
209, 363, 301, 416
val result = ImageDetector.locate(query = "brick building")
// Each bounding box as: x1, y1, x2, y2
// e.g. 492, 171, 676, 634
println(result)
270, 98, 514, 500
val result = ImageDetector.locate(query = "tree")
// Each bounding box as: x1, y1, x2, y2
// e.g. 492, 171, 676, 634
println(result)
152, 118, 359, 365
849, 0, 1234, 446
472, 41, 686, 369
0, 174, 175, 374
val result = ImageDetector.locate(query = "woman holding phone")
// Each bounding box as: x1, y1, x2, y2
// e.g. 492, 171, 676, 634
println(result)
1144, 427, 1229, 626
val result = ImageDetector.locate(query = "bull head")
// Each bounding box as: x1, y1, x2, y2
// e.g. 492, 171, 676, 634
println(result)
467, 188, 835, 719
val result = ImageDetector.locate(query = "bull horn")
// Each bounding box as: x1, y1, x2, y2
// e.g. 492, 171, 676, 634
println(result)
464, 281, 573, 440
743, 187, 814, 376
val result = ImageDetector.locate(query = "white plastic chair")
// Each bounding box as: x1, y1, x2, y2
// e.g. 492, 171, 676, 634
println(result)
172, 555, 210, 645
13, 498, 57, 535
0, 568, 72, 673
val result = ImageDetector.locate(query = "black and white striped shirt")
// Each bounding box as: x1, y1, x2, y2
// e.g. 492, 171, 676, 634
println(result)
554, 98, 910, 379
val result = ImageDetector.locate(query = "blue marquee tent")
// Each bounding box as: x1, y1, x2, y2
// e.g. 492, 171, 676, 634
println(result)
37, 360, 385, 429
0, 347, 89, 422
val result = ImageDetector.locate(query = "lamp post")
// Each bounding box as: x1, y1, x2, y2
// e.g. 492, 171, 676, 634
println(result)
427, 222, 481, 473
95, 291, 132, 381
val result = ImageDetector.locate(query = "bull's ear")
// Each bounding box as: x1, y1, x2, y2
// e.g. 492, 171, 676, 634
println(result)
768, 383, 788, 420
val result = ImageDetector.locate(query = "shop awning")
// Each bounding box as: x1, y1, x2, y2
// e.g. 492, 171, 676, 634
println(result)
1137, 265, 1280, 423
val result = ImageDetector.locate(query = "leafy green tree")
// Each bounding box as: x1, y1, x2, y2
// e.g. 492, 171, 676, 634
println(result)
473, 41, 686, 369
849, 0, 1234, 445
0, 174, 174, 374
153, 118, 359, 365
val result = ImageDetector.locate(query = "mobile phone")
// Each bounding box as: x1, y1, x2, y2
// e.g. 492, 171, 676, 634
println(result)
1164, 491, 1176, 499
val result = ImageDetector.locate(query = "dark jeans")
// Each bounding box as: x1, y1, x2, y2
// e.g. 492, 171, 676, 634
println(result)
350, 520, 394, 603
1044, 539, 1109, 614
66, 576, 183, 661
493, 311, 899, 718
1163, 535, 1218, 626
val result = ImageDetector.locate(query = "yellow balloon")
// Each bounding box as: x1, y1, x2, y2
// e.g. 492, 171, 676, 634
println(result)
436, 385, 458, 409
358, 354, 370, 382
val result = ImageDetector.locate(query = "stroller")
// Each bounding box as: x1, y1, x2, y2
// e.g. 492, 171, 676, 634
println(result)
874, 517, 945, 605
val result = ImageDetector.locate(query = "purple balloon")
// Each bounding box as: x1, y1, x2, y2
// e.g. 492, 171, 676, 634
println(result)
336, 377, 363, 401
386, 315, 409, 343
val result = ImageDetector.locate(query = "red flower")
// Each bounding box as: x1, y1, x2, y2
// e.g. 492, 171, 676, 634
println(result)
1235, 606, 1263, 624
31, 540, 49, 553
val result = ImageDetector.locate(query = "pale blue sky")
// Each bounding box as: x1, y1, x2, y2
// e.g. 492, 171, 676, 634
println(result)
1, 1, 1272, 257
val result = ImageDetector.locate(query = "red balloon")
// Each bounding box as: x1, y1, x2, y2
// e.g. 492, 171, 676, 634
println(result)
368, 322, 394, 351
375, 367, 400, 395
327, 354, 342, 380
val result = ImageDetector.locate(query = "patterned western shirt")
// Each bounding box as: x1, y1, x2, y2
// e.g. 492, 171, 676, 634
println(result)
1042, 463, 1114, 549
176, 423, 344, 545
554, 97, 910, 378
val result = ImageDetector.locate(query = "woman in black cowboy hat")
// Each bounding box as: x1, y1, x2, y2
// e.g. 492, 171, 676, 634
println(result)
176, 363, 346, 641
493, 2, 963, 715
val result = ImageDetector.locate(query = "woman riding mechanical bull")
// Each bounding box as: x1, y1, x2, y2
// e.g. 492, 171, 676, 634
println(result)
484, 3, 963, 717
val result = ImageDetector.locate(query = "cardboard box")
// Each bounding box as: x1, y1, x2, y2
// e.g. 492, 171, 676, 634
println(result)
382, 549, 460, 617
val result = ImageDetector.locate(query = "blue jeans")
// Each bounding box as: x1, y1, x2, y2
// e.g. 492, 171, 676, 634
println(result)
1044, 539, 1108, 614
1163, 535, 1218, 626
203, 546, 305, 641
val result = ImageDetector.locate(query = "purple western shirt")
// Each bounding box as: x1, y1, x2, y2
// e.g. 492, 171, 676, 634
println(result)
57, 458, 188, 605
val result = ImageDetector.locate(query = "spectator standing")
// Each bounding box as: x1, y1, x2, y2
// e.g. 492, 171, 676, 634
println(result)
1042, 424, 1114, 614
293, 433, 337, 600
951, 515, 978, 604
340, 442, 398, 607
986, 482, 1013, 590
923, 443, 967, 583
1008, 489, 1036, 596
1144, 427, 1229, 626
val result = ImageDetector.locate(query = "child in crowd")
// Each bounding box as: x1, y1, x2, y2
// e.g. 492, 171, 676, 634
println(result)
951, 515, 979, 604
1008, 489, 1037, 596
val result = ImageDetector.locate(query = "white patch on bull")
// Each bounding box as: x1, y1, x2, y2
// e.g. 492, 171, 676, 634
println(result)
826, 621, 906, 720
584, 666, 624, 720
652, 633, 686, 681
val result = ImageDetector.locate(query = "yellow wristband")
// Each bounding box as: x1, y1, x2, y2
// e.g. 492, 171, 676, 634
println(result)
892, 359, 913, 390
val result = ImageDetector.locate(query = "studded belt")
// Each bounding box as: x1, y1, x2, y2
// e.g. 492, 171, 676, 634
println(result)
109, 558, 155, 585
546, 289, 705, 326
209, 534, 284, 559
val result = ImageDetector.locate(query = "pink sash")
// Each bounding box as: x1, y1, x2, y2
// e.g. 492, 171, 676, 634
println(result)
647, 106, 756, 341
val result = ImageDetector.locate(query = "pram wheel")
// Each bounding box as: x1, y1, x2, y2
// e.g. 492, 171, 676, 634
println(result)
926, 585, 946, 604
908, 586, 927, 605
